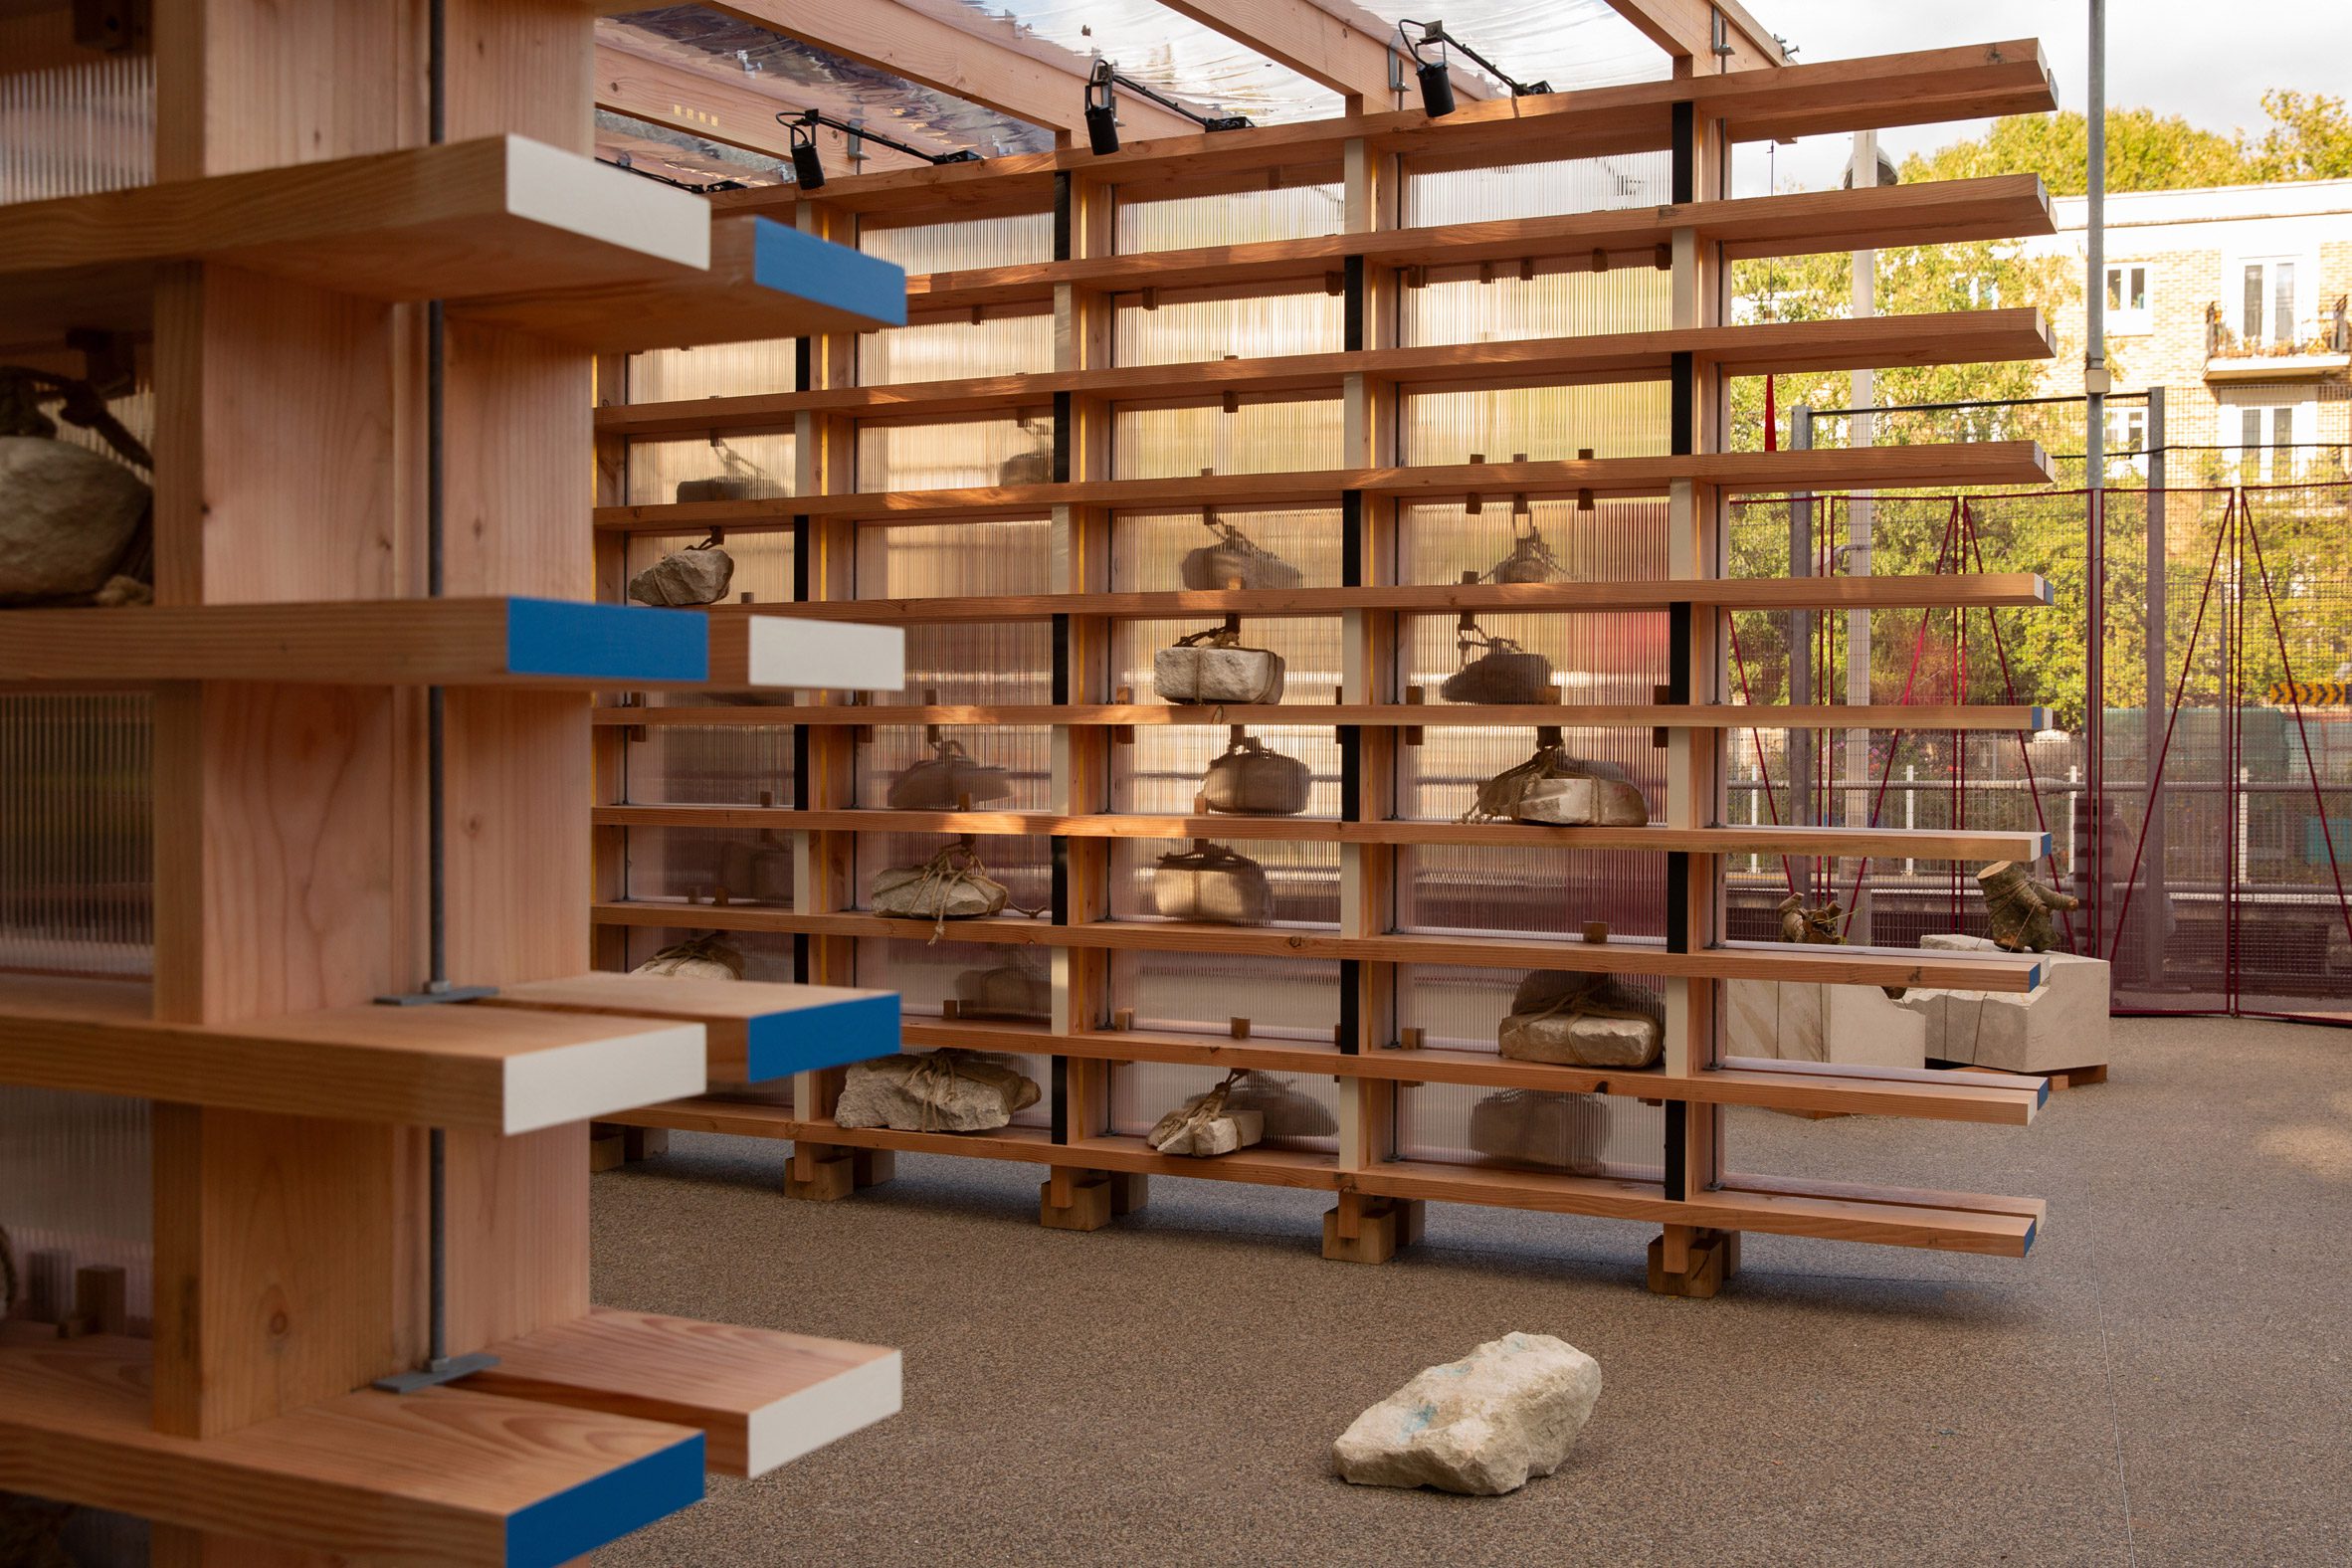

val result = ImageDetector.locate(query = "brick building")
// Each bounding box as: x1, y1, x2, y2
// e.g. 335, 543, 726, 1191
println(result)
2030, 178, 2352, 479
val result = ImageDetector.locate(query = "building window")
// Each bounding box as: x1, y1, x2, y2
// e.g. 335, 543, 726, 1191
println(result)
2233, 402, 2306, 480
2106, 404, 2149, 478
2105, 264, 2150, 334
2239, 258, 2300, 347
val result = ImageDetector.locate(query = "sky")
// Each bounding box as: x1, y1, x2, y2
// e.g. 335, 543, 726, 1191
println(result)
1750, 0, 2352, 193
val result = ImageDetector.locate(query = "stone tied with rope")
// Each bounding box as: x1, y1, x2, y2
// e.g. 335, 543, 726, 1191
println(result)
1181, 514, 1301, 591
1462, 741, 1649, 827
1977, 860, 2081, 953
1483, 518, 1564, 584
1777, 892, 1903, 999
1147, 1068, 1266, 1156
1152, 619, 1286, 704
633, 932, 744, 980
1498, 971, 1664, 1069
834, 1049, 1041, 1133
872, 840, 1044, 942
886, 735, 1014, 811
0, 364, 154, 606
1442, 620, 1554, 704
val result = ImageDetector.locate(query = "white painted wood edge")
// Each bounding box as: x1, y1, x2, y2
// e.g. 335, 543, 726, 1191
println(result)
745, 618, 905, 691
501, 1020, 709, 1134
505, 134, 710, 274
743, 1351, 903, 1476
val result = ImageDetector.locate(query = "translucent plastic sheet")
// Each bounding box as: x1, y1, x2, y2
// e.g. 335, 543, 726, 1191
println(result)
861, 725, 1053, 811
624, 827, 793, 908
1111, 950, 1342, 1046
1110, 505, 1343, 591
623, 434, 794, 507
1111, 398, 1342, 479
1109, 837, 1341, 927
1109, 1061, 1339, 1152
1110, 724, 1342, 818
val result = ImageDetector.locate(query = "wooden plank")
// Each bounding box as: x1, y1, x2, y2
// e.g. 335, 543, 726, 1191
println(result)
704, 615, 907, 692
481, 973, 900, 1083
457, 215, 907, 350
1350, 1161, 2039, 1255
1147, 0, 1484, 109
0, 134, 710, 344
700, 0, 1196, 140
0, 598, 709, 686
590, 702, 2051, 731
587, 901, 2047, 991
0, 976, 707, 1133
682, 570, 2056, 623
1603, 0, 1784, 70
593, 804, 2050, 863
853, 177, 2052, 317
594, 310, 2055, 435
0, 1333, 706, 1567
723, 40, 2055, 218
464, 1308, 900, 1478
593, 440, 2057, 531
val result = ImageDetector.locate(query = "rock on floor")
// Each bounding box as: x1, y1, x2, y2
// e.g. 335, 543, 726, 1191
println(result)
1331, 1332, 1602, 1495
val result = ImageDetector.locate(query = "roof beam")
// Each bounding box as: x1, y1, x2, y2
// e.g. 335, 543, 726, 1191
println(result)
1144, 0, 1486, 113
1604, 0, 1786, 72
593, 22, 948, 176
695, 0, 1199, 143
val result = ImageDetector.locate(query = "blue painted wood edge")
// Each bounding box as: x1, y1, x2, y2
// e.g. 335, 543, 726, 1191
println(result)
504, 599, 708, 683
743, 991, 902, 1082
506, 1429, 704, 1568
749, 217, 907, 328
2035, 1078, 2052, 1110
2019, 1216, 2038, 1256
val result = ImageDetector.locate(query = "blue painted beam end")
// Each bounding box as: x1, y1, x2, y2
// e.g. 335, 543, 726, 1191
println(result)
506, 1430, 704, 1568
504, 599, 708, 683
750, 217, 907, 329
743, 990, 902, 1082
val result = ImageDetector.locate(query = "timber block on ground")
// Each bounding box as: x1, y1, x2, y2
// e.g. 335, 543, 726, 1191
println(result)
623, 1125, 670, 1162
785, 1144, 857, 1201
1108, 1171, 1149, 1215
1647, 1228, 1740, 1297
851, 1147, 895, 1188
589, 1128, 626, 1173
1038, 1171, 1116, 1232
1321, 1197, 1426, 1265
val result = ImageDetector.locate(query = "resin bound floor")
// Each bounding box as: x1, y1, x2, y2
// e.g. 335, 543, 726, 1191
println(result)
588, 1016, 2352, 1567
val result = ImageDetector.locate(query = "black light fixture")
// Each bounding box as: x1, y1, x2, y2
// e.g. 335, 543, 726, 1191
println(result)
1397, 19, 1551, 118
1083, 57, 1253, 157
777, 107, 984, 190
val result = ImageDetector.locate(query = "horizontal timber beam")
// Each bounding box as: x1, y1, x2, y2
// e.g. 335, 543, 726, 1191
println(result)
1605, 0, 1785, 72
590, 702, 2052, 730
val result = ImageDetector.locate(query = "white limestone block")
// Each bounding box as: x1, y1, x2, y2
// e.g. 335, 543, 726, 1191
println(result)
1725, 978, 1924, 1070
1332, 1333, 1602, 1496
1900, 934, 2111, 1073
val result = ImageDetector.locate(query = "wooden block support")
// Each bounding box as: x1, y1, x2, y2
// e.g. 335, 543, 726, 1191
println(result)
1321, 1195, 1425, 1265
1038, 1171, 1117, 1232
1647, 1228, 1742, 1298
785, 1144, 858, 1202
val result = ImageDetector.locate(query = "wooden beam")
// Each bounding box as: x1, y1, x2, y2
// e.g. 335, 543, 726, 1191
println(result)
697, 0, 1196, 142
480, 973, 900, 1084
1603, 0, 1785, 72
1146, 0, 1485, 112
592, 701, 2053, 731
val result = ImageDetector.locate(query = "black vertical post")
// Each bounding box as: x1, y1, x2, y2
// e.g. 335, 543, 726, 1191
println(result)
1343, 254, 1367, 352
1051, 613, 1072, 705
1670, 99, 1696, 206
1053, 391, 1074, 485
1053, 172, 1075, 263
1338, 959, 1361, 1055
1341, 490, 1364, 588
1339, 725, 1363, 823
790, 515, 810, 602
1664, 1102, 1688, 1200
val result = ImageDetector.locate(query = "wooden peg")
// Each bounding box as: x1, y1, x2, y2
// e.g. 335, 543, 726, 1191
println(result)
1229, 724, 1246, 746
1518, 257, 1534, 282
1399, 1027, 1425, 1050
1512, 493, 1530, 517
711, 884, 731, 906
1111, 684, 1135, 744
1653, 243, 1672, 271
1229, 1017, 1252, 1040
1222, 389, 1239, 415
1404, 684, 1426, 747
1578, 489, 1596, 512
1653, 682, 1674, 749
740, 590, 755, 603
1578, 447, 1595, 461
1112, 1008, 1135, 1031
709, 525, 725, 545
1467, 492, 1481, 515
923, 686, 941, 745
970, 304, 985, 325
941, 998, 961, 1021
1536, 724, 1562, 748
1470, 452, 1485, 466
1583, 920, 1611, 944
1324, 270, 1345, 295
1142, 287, 1159, 311
1510, 452, 1526, 465
1591, 248, 1609, 274
855, 723, 877, 744
1478, 260, 1494, 285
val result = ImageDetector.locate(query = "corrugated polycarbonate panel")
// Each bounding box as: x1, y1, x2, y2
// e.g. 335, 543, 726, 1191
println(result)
860, 212, 1055, 273
1116, 618, 1341, 709
1404, 268, 1672, 349
1403, 152, 1671, 228
1399, 497, 1667, 585
1109, 506, 1342, 592
1110, 398, 1341, 480
860, 314, 1057, 385
624, 826, 793, 908
1112, 949, 1342, 1048
0, 693, 151, 974
857, 519, 1052, 599
1109, 837, 1340, 927
1398, 843, 1666, 942
1117, 182, 1345, 251
1399, 718, 1664, 822
627, 339, 799, 403
1114, 291, 1342, 366
0, 37, 150, 201
0, 1087, 153, 1329
862, 725, 1053, 811
858, 417, 1055, 491
623, 434, 794, 507
1401, 384, 1669, 464
1399, 608, 1666, 706
882, 625, 1055, 707
623, 724, 795, 806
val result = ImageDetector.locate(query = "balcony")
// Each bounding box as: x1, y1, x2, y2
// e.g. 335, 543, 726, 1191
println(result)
2205, 296, 2352, 382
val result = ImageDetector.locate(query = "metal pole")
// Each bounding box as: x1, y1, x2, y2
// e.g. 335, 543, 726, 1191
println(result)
1847, 132, 1877, 940
2083, 0, 2108, 949
2142, 386, 2168, 981
1790, 406, 1816, 900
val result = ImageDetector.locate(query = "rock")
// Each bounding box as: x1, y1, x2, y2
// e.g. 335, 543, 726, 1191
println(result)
833, 1050, 1039, 1132
1332, 1333, 1602, 1495
633, 934, 743, 980
1497, 972, 1663, 1069
1896, 933, 2111, 1074
93, 573, 150, 606
1468, 1088, 1606, 1174
1725, 979, 1926, 1070
1510, 773, 1650, 827
0, 436, 149, 601
628, 546, 734, 607
1152, 640, 1285, 703
1146, 1095, 1264, 1156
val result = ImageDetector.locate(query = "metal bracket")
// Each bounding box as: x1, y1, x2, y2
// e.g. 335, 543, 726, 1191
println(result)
374, 1350, 498, 1393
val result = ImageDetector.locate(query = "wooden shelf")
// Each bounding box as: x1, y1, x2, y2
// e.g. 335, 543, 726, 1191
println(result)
595, 309, 2055, 437
0, 135, 709, 346
1348, 1162, 2041, 1256
0, 975, 706, 1134
464, 1308, 901, 1479
595, 804, 2051, 864
588, 901, 2047, 992
592, 702, 2052, 732
697, 572, 2056, 625
884, 1021, 2047, 1126
596, 441, 2057, 532
865, 177, 2052, 320
0, 1332, 706, 1567
482, 973, 899, 1084
717, 40, 2055, 219
458, 215, 905, 350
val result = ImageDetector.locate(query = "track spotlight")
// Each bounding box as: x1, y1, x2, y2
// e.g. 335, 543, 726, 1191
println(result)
1398, 19, 1550, 118
1083, 56, 1253, 157
777, 108, 984, 190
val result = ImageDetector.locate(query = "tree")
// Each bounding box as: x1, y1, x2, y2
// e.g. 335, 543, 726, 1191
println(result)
1897, 95, 2352, 194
